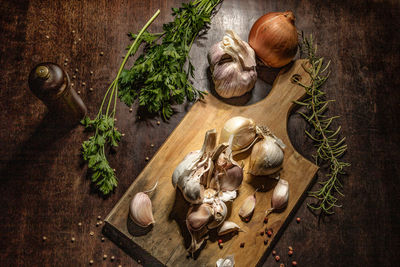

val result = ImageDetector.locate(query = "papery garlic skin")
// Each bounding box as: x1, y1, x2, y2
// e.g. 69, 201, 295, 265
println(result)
129, 192, 155, 228
216, 255, 235, 267
249, 135, 284, 176
220, 116, 257, 151
208, 30, 257, 98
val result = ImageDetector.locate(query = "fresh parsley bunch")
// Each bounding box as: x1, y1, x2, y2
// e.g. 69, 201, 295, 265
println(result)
81, 11, 161, 195
119, 0, 222, 119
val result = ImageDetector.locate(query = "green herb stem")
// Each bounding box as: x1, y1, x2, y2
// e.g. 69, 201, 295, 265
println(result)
81, 10, 160, 195
296, 34, 350, 214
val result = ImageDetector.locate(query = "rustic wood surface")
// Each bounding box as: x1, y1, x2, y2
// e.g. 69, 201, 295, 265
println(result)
0, 0, 399, 267
105, 59, 318, 267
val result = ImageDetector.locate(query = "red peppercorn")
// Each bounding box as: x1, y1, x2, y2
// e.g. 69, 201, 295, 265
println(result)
296, 217, 301, 223
218, 239, 222, 244
260, 231, 264, 236
264, 239, 268, 245
280, 264, 285, 267
267, 230, 273, 237
263, 217, 268, 224
245, 217, 249, 222
240, 242, 245, 248
272, 250, 277, 256
288, 250, 293, 256
275, 255, 280, 262
292, 261, 297, 266
219, 243, 223, 249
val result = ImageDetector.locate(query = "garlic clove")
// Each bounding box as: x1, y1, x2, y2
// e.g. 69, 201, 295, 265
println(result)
217, 221, 241, 236
219, 165, 243, 191
249, 135, 284, 176
187, 203, 213, 231
129, 192, 155, 228
220, 116, 257, 151
183, 179, 204, 204
239, 191, 257, 219
266, 179, 289, 216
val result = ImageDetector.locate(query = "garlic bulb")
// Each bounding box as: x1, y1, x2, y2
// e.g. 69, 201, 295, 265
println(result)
220, 116, 260, 151
172, 129, 217, 204
129, 192, 155, 228
266, 179, 289, 216
248, 11, 298, 68
208, 30, 257, 98
248, 135, 284, 176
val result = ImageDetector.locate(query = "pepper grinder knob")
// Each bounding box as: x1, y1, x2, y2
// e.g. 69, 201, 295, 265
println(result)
28, 62, 87, 124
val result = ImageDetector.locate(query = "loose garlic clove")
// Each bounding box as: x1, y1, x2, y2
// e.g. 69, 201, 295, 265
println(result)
208, 30, 257, 98
129, 192, 155, 228
239, 190, 257, 220
266, 179, 289, 216
187, 204, 213, 231
249, 135, 284, 176
220, 116, 257, 151
217, 221, 241, 236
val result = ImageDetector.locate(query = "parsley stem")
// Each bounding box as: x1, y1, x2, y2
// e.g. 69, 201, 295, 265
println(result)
105, 9, 161, 118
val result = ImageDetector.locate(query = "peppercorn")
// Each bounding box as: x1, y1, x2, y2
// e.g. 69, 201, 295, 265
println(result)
89, 231, 94, 236
103, 254, 107, 260
97, 216, 101, 220
263, 217, 268, 224
219, 243, 223, 249
42, 236, 47, 241
100, 52, 104, 56
89, 260, 93, 265
71, 237, 75, 243
272, 250, 277, 256
73, 41, 77, 45
129, 108, 133, 112
89, 87, 93, 92
78, 222, 82, 227
72, 30, 76, 34
157, 121, 160, 125
275, 255, 280, 262
101, 237, 105, 242
111, 256, 115, 261
75, 69, 79, 73
288, 246, 293, 251
77, 90, 81, 95
122, 133, 125, 137
280, 264, 285, 267
218, 239, 222, 244
260, 231, 264, 236
145, 157, 149, 161
263, 239, 268, 245
267, 230, 272, 237
82, 82, 86, 86
150, 144, 154, 148
296, 217, 301, 223
288, 250, 293, 256
45, 35, 50, 39
96, 222, 99, 227
240, 242, 245, 248
292, 261, 297, 266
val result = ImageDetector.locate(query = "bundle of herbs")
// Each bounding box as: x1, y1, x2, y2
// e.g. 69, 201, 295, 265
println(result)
119, 0, 223, 119
81, 0, 223, 195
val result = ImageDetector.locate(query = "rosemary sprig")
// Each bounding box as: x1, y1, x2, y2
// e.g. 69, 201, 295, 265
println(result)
81, 10, 161, 195
295, 34, 350, 214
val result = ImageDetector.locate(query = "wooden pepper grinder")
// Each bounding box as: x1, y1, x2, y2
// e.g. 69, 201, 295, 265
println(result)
28, 62, 87, 123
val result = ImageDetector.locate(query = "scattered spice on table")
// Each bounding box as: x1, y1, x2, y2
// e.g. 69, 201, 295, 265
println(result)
89, 259, 93, 265
296, 217, 301, 223
272, 250, 277, 256
103, 254, 107, 260
275, 255, 280, 262
292, 261, 297, 266
42, 236, 47, 241
240, 242, 245, 248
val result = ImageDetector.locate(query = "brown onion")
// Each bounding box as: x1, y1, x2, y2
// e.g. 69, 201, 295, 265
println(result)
248, 11, 298, 68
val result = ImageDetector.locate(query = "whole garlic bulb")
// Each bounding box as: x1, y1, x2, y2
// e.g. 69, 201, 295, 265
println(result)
220, 116, 258, 151
248, 135, 284, 176
208, 30, 257, 98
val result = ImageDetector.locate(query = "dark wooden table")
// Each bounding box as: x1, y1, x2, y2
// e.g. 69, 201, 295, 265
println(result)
1, 0, 399, 266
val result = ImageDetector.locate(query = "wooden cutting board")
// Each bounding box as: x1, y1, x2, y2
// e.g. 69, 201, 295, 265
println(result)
104, 59, 318, 267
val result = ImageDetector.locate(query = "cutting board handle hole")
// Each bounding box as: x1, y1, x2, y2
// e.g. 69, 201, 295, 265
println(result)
291, 74, 302, 84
